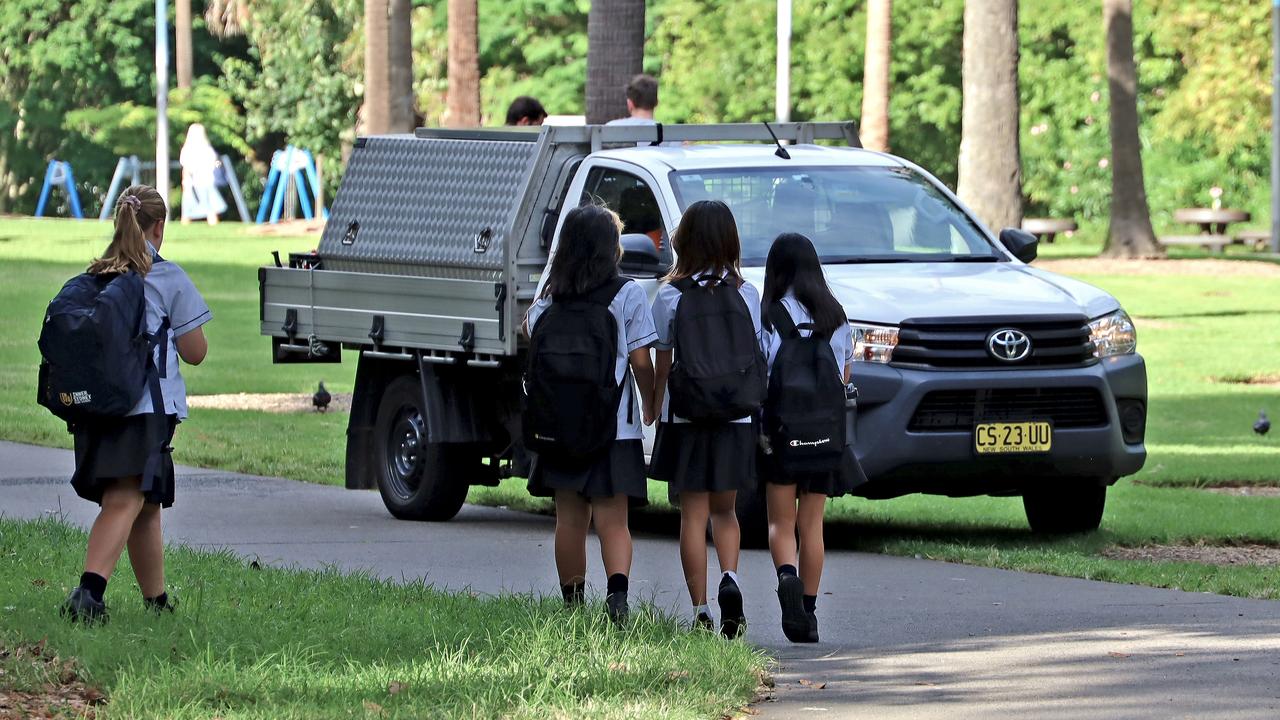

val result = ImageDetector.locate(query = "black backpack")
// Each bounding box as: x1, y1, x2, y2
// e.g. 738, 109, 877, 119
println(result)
763, 301, 847, 473
667, 275, 767, 422
523, 277, 630, 464
37, 269, 165, 425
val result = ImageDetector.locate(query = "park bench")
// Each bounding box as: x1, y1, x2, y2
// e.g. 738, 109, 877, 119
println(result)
1234, 229, 1272, 252
1156, 234, 1232, 253
1022, 217, 1076, 244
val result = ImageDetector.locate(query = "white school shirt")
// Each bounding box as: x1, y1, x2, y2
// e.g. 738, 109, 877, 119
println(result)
762, 293, 855, 376
126, 247, 212, 420
526, 280, 658, 441
651, 274, 764, 424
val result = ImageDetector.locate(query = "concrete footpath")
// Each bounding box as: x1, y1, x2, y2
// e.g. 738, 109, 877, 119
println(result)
2, 440, 1278, 719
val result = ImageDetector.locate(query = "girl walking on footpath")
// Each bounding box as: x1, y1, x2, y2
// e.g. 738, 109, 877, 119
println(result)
61, 185, 212, 623
649, 200, 767, 638
524, 205, 657, 626
759, 233, 867, 643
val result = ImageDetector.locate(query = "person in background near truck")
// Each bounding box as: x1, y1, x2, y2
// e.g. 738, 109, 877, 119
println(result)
524, 204, 657, 626
606, 75, 660, 126
61, 185, 211, 623
649, 200, 764, 638
759, 233, 867, 643
505, 96, 548, 126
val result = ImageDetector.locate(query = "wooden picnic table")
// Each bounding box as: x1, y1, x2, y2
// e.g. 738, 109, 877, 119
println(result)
1162, 208, 1252, 254
1021, 217, 1077, 244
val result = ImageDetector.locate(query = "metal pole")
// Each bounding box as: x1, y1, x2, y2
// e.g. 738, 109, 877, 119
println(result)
156, 0, 170, 217
1271, 0, 1279, 252
776, 0, 791, 123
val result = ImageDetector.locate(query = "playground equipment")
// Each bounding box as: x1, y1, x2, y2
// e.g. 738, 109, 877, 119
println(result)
256, 146, 328, 224
35, 160, 84, 219
100, 155, 250, 221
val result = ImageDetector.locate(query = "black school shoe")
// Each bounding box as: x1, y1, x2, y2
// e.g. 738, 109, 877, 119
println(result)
144, 593, 178, 614
806, 610, 820, 643
694, 612, 715, 632
605, 591, 629, 627
60, 587, 108, 625
718, 576, 746, 639
777, 574, 813, 643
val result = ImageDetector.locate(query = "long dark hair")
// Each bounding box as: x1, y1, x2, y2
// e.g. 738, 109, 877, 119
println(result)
666, 199, 743, 287
761, 233, 845, 337
540, 204, 623, 299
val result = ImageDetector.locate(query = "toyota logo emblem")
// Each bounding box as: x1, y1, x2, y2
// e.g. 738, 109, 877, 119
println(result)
987, 328, 1032, 362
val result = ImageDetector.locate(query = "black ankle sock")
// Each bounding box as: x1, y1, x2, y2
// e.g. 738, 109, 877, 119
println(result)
79, 572, 107, 603
777, 564, 798, 578
561, 580, 585, 605
606, 573, 629, 595
144, 592, 169, 609
803, 594, 817, 614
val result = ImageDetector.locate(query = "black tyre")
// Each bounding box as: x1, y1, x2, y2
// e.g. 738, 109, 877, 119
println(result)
373, 375, 471, 521
735, 487, 770, 549
1022, 481, 1108, 534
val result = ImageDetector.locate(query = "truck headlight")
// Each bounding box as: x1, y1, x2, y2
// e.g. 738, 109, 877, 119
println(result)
850, 322, 899, 363
1089, 310, 1137, 357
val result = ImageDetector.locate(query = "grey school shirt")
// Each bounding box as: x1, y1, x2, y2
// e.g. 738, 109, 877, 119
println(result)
127, 248, 212, 420
651, 275, 764, 424
762, 293, 855, 376
526, 280, 658, 441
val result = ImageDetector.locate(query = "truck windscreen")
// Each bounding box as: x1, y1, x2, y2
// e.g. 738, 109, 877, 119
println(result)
669, 166, 1003, 266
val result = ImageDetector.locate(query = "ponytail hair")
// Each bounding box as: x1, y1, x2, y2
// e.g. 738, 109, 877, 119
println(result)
88, 185, 165, 276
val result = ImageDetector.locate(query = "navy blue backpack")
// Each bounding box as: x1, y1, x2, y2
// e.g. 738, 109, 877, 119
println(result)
37, 269, 165, 425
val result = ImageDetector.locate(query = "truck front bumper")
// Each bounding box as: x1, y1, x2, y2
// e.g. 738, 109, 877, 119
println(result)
852, 354, 1147, 499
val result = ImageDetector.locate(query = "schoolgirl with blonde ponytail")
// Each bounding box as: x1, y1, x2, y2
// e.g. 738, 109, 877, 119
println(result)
88, 185, 167, 277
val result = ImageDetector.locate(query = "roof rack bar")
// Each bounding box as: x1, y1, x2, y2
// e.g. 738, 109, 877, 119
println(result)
414, 121, 862, 148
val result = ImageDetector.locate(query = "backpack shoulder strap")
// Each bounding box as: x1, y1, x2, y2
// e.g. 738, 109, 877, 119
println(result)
671, 277, 696, 294
585, 276, 629, 306
768, 301, 800, 340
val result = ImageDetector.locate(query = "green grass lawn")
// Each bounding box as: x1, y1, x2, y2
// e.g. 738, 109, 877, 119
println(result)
0, 518, 766, 719
2, 219, 1279, 600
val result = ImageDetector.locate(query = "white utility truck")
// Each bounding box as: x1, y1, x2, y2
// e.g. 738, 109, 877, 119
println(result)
259, 122, 1146, 537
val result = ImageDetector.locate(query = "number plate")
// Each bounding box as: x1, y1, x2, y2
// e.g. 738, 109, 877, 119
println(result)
974, 421, 1052, 454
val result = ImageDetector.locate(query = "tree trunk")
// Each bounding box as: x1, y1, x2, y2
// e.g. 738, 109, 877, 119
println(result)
388, 0, 415, 132
860, 0, 892, 152
446, 0, 480, 127
586, 0, 645, 124
1102, 0, 1161, 257
957, 0, 1022, 232
364, 0, 392, 135
176, 0, 193, 89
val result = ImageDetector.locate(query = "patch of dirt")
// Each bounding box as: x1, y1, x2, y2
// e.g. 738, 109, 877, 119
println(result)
244, 219, 325, 237
0, 642, 105, 719
188, 392, 351, 414
1037, 258, 1280, 277
1102, 543, 1280, 567
1201, 485, 1280, 498
1130, 317, 1185, 330
1210, 373, 1280, 386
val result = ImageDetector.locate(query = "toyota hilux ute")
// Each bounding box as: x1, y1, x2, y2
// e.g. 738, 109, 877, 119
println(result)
259, 122, 1146, 536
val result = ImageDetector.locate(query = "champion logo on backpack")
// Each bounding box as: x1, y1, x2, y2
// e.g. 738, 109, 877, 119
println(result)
763, 301, 847, 473
789, 437, 832, 448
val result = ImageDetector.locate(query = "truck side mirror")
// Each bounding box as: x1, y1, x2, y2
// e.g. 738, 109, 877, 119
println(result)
619, 232, 668, 277
999, 228, 1038, 263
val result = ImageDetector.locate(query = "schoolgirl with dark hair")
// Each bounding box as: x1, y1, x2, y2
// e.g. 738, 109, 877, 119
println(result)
524, 204, 657, 626
649, 199, 765, 637
760, 232, 866, 643
60, 185, 212, 623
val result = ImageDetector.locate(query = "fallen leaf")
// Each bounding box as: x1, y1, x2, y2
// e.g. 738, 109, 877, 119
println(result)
363, 700, 385, 715
1174, 652, 1185, 657
607, 662, 630, 672
914, 681, 938, 687
1108, 652, 1130, 659
387, 681, 406, 695
797, 679, 827, 689
667, 670, 690, 681
31, 579, 47, 587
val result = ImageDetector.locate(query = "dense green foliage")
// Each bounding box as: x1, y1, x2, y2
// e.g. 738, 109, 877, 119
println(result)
0, 0, 1273, 231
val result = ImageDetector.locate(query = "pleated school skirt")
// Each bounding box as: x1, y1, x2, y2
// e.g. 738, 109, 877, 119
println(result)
71, 413, 177, 507
649, 421, 757, 503
757, 445, 868, 498
528, 439, 649, 505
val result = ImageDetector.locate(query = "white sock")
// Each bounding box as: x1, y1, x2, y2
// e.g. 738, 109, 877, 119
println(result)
722, 570, 740, 587
693, 604, 711, 619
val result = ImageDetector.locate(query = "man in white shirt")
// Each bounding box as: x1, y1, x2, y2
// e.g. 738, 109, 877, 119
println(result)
606, 74, 660, 126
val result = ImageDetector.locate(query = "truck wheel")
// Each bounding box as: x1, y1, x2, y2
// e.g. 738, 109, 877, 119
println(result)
736, 488, 769, 549
1022, 482, 1108, 534
374, 375, 469, 521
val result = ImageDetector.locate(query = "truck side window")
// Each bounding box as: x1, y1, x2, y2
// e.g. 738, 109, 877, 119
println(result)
579, 167, 672, 263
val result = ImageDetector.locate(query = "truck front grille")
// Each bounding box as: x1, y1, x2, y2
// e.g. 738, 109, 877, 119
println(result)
907, 388, 1109, 432
892, 316, 1095, 369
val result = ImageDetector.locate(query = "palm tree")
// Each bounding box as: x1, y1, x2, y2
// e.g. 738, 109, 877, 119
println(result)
586, 0, 645, 124
204, 0, 249, 38
956, 0, 1022, 232
389, 0, 415, 132
176, 0, 193, 89
860, 0, 891, 152
446, 0, 480, 127
1102, 0, 1160, 257
365, 0, 391, 135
